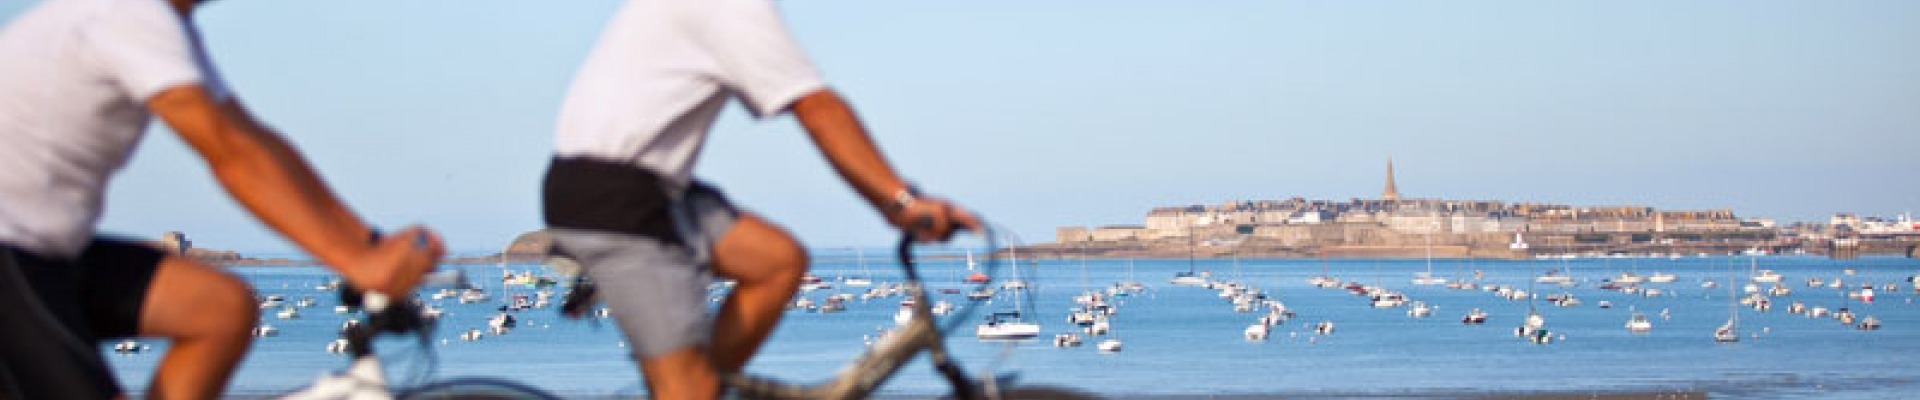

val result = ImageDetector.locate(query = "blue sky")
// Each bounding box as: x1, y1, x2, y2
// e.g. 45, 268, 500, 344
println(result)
5, 1, 1917, 254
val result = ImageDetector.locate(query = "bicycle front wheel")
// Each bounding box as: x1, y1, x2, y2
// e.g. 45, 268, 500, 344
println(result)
398, 378, 563, 400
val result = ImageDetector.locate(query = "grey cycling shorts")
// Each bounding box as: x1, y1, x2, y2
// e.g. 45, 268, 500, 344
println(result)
548, 184, 737, 359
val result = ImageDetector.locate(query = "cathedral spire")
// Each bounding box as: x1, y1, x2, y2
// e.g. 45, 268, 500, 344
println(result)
1383, 157, 1400, 201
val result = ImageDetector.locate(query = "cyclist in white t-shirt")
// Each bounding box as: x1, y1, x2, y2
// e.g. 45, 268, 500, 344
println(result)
543, 0, 981, 398
0, 1, 444, 398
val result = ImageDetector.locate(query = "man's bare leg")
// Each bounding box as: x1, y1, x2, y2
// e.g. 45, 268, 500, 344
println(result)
637, 346, 722, 400
136, 256, 257, 400
708, 213, 808, 372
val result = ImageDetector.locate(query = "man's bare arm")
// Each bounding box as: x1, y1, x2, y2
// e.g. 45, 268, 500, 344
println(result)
147, 85, 439, 295
791, 89, 981, 239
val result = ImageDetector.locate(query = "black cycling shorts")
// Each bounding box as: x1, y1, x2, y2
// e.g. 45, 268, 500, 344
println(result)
1, 238, 166, 400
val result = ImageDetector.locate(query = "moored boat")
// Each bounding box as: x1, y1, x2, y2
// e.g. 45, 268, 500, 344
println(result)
1462, 308, 1488, 324
1647, 272, 1678, 283
1625, 313, 1653, 333
976, 311, 1041, 340
113, 339, 149, 354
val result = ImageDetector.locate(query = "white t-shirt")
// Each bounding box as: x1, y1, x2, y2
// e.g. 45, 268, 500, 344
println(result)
553, 0, 826, 188
0, 0, 228, 258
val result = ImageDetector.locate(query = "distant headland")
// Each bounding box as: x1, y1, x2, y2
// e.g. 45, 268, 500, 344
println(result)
1030, 159, 1920, 261
164, 230, 554, 268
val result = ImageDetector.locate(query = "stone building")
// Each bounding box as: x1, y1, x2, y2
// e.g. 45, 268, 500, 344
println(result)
159, 231, 191, 255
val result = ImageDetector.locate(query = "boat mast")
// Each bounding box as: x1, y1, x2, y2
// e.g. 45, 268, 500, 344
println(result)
1424, 229, 1434, 277
1186, 209, 1197, 274
1527, 258, 1538, 316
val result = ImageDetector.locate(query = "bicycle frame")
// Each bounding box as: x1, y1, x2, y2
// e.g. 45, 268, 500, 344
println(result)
725, 236, 1004, 400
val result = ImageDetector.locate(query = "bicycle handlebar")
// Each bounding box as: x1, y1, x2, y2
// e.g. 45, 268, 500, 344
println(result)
337, 283, 430, 357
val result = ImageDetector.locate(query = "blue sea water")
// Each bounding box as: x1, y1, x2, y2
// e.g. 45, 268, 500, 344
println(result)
103, 253, 1920, 398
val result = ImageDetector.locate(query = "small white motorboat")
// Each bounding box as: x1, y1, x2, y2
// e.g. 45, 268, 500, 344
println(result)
1625, 313, 1653, 333
1461, 308, 1488, 324
1370, 292, 1406, 308
258, 294, 285, 309
817, 297, 846, 313
325, 339, 350, 354
1244, 323, 1269, 341
1096, 338, 1123, 352
1406, 301, 1433, 318
459, 288, 490, 304
251, 324, 278, 337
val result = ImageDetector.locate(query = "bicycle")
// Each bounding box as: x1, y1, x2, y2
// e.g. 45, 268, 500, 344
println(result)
717, 234, 1098, 400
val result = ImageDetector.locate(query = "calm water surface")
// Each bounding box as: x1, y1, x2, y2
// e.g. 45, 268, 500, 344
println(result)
105, 253, 1920, 398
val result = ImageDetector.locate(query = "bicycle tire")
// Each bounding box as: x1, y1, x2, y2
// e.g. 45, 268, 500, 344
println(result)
397, 378, 563, 400
993, 385, 1102, 400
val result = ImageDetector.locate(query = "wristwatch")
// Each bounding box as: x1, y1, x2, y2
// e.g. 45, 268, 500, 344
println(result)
888, 185, 920, 216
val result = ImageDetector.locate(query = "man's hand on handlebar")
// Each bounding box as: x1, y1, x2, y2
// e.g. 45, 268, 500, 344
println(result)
347, 226, 445, 297
891, 197, 982, 243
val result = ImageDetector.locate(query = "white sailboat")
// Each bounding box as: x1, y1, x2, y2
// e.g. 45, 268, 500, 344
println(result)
1000, 247, 1029, 290
1517, 260, 1553, 344
843, 248, 873, 287
1170, 270, 1207, 286
1171, 223, 1207, 286
1114, 258, 1146, 294
1716, 266, 1740, 343
1714, 317, 1739, 342
976, 254, 1040, 340
976, 310, 1040, 339
1412, 233, 1446, 285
